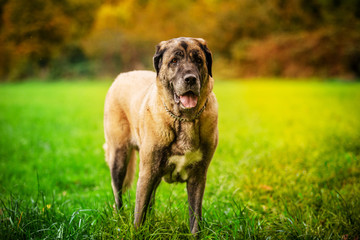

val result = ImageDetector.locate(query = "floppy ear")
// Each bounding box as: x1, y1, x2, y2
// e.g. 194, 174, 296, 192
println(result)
153, 41, 167, 75
196, 38, 213, 77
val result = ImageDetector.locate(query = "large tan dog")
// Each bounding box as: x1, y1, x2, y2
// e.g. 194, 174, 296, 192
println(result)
103, 37, 218, 234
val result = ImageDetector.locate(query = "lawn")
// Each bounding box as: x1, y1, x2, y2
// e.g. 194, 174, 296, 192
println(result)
0, 79, 359, 239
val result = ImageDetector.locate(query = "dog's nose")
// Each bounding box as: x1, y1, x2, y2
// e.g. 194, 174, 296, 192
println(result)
184, 74, 197, 85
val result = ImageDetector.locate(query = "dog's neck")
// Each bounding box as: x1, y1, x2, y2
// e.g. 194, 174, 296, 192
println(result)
171, 117, 200, 154
163, 100, 207, 122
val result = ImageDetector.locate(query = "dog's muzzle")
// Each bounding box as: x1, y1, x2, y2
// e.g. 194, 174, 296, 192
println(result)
173, 74, 200, 109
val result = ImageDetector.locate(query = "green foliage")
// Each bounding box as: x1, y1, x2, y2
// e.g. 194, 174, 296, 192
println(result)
0, 0, 100, 80
0, 80, 359, 239
1, 0, 360, 80
231, 28, 360, 78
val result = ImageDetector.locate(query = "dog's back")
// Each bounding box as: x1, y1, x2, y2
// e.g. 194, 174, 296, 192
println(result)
105, 70, 156, 115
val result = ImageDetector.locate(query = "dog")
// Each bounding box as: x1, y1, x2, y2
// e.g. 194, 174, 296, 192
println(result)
103, 37, 218, 234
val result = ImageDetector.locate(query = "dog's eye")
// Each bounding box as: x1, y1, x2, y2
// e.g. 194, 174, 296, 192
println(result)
171, 58, 178, 64
195, 58, 202, 64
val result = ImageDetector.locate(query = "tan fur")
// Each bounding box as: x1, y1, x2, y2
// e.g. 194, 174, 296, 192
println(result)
103, 38, 218, 235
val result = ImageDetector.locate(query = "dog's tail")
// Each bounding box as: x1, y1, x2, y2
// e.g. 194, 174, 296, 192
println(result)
122, 149, 136, 192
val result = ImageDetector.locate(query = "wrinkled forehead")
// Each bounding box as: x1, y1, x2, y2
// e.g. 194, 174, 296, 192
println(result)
163, 38, 204, 57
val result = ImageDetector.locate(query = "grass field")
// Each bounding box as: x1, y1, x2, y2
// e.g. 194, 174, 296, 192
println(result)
1, 79, 360, 239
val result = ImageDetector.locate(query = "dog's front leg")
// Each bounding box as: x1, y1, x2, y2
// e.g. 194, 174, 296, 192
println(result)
187, 174, 206, 234
148, 179, 162, 212
133, 152, 162, 229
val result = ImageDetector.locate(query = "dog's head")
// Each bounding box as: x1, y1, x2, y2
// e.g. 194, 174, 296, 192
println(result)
154, 37, 213, 116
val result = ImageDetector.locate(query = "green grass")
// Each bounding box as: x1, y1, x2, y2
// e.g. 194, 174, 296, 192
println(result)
1, 79, 360, 239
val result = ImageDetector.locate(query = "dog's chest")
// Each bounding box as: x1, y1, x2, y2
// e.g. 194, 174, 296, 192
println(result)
163, 121, 202, 183
163, 149, 202, 183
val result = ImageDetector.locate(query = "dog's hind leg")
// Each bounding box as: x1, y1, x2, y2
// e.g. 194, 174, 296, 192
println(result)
104, 110, 134, 209
106, 144, 133, 209
104, 93, 136, 209
122, 149, 136, 192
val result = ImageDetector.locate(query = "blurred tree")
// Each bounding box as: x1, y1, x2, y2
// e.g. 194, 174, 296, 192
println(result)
1, 0, 72, 78
0, 0, 100, 80
82, 0, 143, 75
1, 0, 359, 80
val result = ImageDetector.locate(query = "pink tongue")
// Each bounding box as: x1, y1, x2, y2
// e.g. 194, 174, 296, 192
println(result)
180, 94, 198, 108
